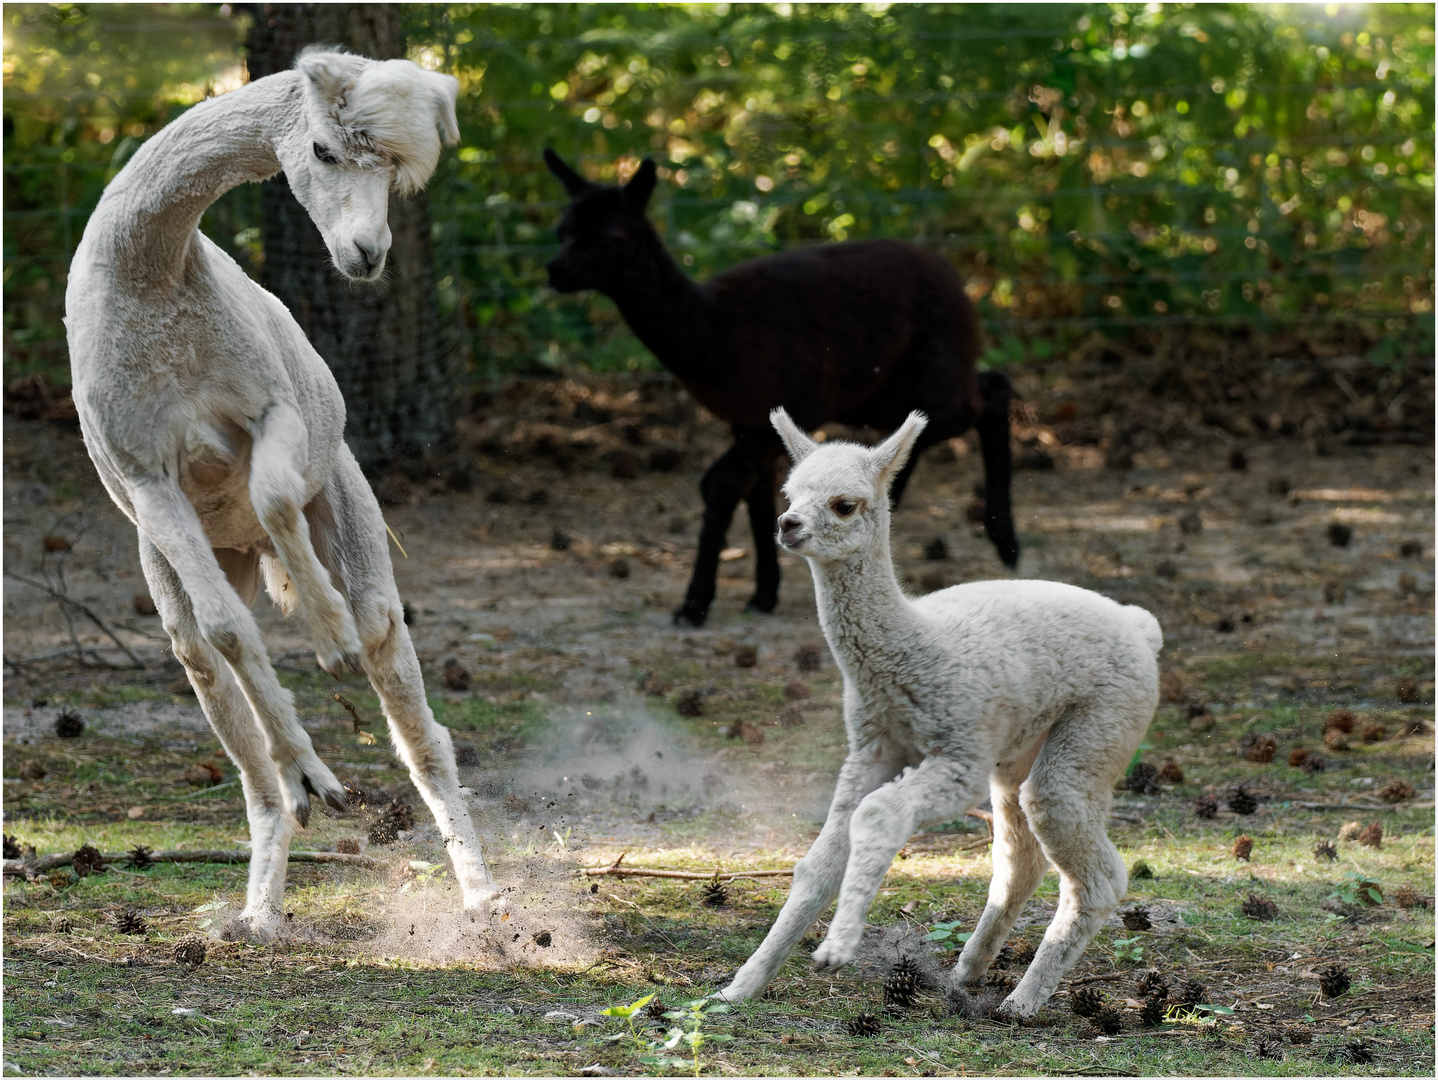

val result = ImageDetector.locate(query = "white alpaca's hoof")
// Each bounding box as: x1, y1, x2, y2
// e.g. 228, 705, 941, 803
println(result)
221, 911, 283, 943
279, 753, 347, 827
463, 886, 510, 917
994, 993, 1042, 1023
317, 647, 363, 678
811, 938, 856, 971
712, 980, 756, 1002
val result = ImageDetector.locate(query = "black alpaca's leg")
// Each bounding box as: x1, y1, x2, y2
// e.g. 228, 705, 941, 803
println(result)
742, 442, 783, 614
976, 370, 1020, 568
674, 432, 760, 628
886, 422, 952, 510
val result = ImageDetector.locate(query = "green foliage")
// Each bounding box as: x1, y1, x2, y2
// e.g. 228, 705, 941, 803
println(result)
924, 917, 973, 955
4, 3, 1434, 385
1111, 934, 1145, 964
1329, 870, 1384, 907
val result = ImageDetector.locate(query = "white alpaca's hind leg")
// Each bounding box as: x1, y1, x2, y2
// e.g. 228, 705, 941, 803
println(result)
139, 534, 293, 940
318, 452, 501, 910
130, 482, 346, 826
813, 756, 988, 971
949, 751, 1048, 988
718, 744, 903, 1000
998, 717, 1137, 1019
248, 404, 362, 677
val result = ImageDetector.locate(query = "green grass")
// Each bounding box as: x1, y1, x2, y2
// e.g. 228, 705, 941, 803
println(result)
5, 648, 1433, 1075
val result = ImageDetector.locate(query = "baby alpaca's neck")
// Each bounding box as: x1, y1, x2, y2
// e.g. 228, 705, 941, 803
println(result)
810, 538, 921, 670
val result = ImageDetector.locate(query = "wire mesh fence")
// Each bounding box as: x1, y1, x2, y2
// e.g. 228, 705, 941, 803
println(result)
4, 2, 1434, 395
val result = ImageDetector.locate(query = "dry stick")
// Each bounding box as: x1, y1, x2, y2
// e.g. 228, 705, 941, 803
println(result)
579, 865, 793, 881
4, 570, 145, 668
334, 692, 367, 734
3, 848, 386, 876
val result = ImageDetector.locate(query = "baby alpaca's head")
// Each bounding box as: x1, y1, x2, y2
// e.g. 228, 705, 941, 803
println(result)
770, 408, 927, 561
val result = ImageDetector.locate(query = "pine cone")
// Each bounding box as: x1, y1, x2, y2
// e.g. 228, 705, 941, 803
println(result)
998, 939, 1036, 968
1329, 1039, 1372, 1064
1157, 761, 1185, 784
1337, 821, 1363, 842
336, 839, 361, 855
173, 934, 207, 967
1233, 835, 1254, 861
1126, 762, 1160, 795
1357, 822, 1383, 848
1241, 733, 1277, 763
983, 971, 1016, 995
1252, 1035, 1284, 1061
1087, 1006, 1123, 1036
675, 689, 705, 717
52, 916, 72, 934
1323, 728, 1349, 752
1227, 787, 1258, 815
883, 957, 923, 1008
1139, 993, 1168, 1027
794, 643, 823, 672
1360, 722, 1387, 743
645, 997, 667, 1020
1285, 1026, 1312, 1045
1296, 751, 1326, 773
1135, 971, 1169, 1000
72, 844, 107, 878
1378, 778, 1415, 803
1317, 964, 1350, 998
845, 1012, 882, 1037
1324, 709, 1357, 734
700, 879, 728, 908
1174, 979, 1207, 1007
3, 833, 20, 860
1121, 907, 1152, 931
54, 709, 84, 739
1313, 839, 1337, 862
110, 907, 148, 936
1392, 884, 1429, 909
1241, 893, 1278, 921
1069, 985, 1103, 1018
1193, 795, 1219, 819
126, 845, 154, 870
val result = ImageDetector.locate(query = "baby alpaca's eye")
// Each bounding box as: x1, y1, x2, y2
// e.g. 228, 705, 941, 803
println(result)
830, 498, 857, 518
313, 143, 340, 165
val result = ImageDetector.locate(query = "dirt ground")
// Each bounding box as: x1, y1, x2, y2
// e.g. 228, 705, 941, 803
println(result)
2, 357, 1435, 1075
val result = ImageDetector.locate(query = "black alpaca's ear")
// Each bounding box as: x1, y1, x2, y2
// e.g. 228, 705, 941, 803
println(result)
544, 148, 592, 196
624, 158, 658, 210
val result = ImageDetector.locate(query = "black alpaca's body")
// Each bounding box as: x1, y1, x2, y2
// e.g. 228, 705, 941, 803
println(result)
544, 150, 1019, 626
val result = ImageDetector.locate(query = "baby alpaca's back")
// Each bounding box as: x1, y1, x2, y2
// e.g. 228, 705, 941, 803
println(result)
915, 578, 1162, 703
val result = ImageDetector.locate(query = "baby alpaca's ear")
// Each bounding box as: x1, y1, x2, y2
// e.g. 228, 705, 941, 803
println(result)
869, 411, 928, 491
770, 408, 819, 464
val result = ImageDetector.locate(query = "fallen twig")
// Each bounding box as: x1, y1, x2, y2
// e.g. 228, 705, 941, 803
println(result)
4, 570, 145, 668
1290, 800, 1419, 812
333, 692, 368, 734
3, 847, 386, 876
578, 863, 793, 881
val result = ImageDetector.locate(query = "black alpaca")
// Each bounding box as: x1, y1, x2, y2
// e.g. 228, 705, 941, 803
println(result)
544, 150, 1019, 627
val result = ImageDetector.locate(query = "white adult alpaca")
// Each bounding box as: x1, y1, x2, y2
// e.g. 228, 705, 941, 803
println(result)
717, 409, 1161, 1018
65, 50, 500, 940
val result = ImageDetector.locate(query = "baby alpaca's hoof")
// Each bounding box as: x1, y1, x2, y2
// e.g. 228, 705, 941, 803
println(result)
743, 595, 777, 615
992, 994, 1042, 1025
810, 939, 855, 971
221, 912, 282, 943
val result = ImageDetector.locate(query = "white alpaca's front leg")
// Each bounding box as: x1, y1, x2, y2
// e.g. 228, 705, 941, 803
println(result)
813, 757, 986, 971
248, 403, 363, 677
717, 745, 902, 1000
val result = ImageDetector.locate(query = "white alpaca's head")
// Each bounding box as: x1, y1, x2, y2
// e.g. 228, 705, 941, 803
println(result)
770, 408, 928, 561
278, 49, 460, 282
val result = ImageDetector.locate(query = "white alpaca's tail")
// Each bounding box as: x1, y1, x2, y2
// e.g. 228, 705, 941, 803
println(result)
1126, 606, 1163, 653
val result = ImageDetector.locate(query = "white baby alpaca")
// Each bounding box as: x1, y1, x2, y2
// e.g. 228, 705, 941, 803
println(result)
718, 408, 1161, 1018
66, 50, 500, 941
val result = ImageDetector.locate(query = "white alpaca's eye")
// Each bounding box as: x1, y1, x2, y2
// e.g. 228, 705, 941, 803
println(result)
831, 499, 857, 518
313, 142, 340, 165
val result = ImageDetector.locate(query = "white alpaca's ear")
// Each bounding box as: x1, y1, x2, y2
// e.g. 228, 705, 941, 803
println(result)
297, 50, 366, 105
869, 411, 929, 490
770, 408, 819, 464
425, 70, 461, 147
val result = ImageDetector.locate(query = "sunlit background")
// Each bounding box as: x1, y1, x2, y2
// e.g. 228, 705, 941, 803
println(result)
4, 3, 1434, 384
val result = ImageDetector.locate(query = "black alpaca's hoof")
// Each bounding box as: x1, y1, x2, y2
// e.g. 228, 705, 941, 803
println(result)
744, 594, 778, 615
988, 523, 1021, 569
673, 602, 709, 628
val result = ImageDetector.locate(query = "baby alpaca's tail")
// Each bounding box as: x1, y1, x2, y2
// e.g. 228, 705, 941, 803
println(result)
1126, 605, 1163, 653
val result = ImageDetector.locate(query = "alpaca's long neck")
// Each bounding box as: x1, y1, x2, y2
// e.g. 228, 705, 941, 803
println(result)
604, 236, 722, 385
87, 72, 300, 285
809, 529, 924, 673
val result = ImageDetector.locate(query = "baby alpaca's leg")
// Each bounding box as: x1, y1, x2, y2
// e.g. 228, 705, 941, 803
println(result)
998, 712, 1139, 1018
814, 757, 987, 970
949, 753, 1048, 988
718, 744, 902, 1000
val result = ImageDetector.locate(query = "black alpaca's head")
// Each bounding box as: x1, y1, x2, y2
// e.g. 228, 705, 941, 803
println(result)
544, 148, 659, 294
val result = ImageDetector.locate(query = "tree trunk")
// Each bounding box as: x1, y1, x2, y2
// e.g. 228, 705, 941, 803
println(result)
245, 3, 459, 472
